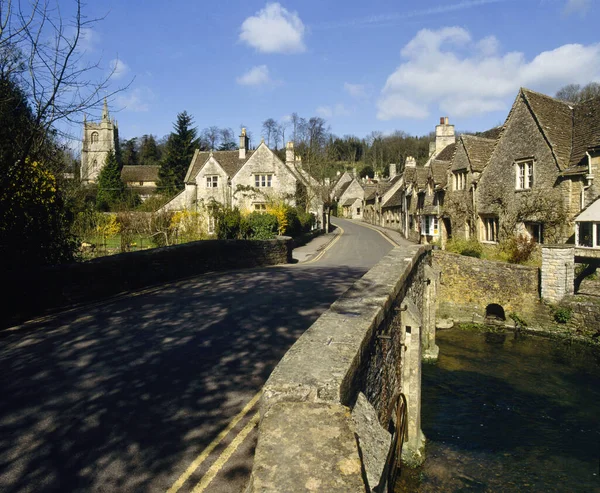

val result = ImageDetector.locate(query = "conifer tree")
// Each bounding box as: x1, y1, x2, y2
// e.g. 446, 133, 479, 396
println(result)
139, 134, 161, 165
158, 111, 199, 195
96, 150, 125, 211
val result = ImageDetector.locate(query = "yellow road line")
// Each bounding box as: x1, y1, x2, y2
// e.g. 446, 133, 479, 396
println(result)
303, 225, 345, 264
191, 411, 260, 493
167, 391, 262, 493
352, 221, 398, 247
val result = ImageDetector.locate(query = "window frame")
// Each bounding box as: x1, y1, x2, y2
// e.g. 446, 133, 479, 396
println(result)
421, 215, 439, 236
481, 216, 499, 243
254, 174, 273, 188
515, 159, 534, 190
206, 175, 218, 188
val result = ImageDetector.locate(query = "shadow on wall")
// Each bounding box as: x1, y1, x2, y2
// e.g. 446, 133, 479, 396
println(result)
0, 264, 367, 493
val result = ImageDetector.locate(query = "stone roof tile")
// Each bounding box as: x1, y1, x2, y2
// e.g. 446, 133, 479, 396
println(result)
522, 88, 573, 170
461, 135, 496, 172
185, 150, 255, 183
121, 165, 160, 182
570, 95, 600, 168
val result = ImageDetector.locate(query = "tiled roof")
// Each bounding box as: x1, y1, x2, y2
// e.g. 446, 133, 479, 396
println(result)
342, 197, 357, 207
461, 135, 496, 172
569, 95, 600, 167
475, 126, 502, 140
522, 88, 573, 170
185, 150, 255, 183
430, 160, 449, 187
435, 143, 456, 162
336, 181, 351, 198
121, 165, 160, 182
403, 167, 416, 185
416, 168, 429, 189
382, 189, 403, 208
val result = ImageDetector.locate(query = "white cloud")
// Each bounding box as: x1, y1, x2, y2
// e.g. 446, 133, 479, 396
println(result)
73, 27, 99, 52
377, 27, 600, 120
239, 3, 305, 54
344, 82, 369, 99
236, 65, 273, 86
116, 87, 155, 112
109, 59, 129, 80
564, 0, 591, 15
316, 104, 352, 118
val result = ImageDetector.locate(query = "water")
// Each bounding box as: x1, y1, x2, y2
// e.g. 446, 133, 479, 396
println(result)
396, 328, 600, 493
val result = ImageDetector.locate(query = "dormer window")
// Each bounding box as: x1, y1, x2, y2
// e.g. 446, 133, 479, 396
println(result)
453, 171, 467, 190
516, 160, 534, 190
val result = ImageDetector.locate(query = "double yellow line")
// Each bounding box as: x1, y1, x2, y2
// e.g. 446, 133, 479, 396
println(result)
302, 225, 345, 264
167, 391, 262, 493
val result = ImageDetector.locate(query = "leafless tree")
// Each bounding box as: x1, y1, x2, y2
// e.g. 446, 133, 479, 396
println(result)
1, 0, 129, 164
202, 126, 220, 150
262, 118, 278, 148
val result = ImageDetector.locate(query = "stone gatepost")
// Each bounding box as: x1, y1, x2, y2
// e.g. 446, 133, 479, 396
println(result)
422, 264, 440, 362
401, 298, 425, 467
541, 245, 575, 303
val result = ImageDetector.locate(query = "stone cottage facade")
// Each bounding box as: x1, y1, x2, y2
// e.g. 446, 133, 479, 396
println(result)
357, 88, 600, 248
162, 130, 324, 224
120, 165, 160, 201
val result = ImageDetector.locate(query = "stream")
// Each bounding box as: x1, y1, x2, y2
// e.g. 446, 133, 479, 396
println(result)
396, 328, 600, 492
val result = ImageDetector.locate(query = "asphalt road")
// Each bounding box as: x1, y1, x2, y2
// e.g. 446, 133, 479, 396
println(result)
0, 218, 396, 493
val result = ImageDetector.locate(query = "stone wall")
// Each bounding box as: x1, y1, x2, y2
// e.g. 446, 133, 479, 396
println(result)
3, 237, 292, 329
541, 245, 575, 302
248, 245, 436, 492
433, 250, 540, 323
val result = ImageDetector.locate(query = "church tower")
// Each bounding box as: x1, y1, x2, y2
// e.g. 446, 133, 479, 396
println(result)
81, 99, 118, 184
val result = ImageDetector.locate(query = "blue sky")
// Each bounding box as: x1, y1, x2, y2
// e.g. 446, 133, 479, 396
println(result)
69, 0, 598, 144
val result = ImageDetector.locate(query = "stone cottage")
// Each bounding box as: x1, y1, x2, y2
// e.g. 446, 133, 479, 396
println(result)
162, 130, 324, 225
120, 165, 160, 201
477, 88, 600, 244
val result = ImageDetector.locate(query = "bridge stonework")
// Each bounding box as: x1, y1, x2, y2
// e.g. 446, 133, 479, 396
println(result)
247, 245, 437, 492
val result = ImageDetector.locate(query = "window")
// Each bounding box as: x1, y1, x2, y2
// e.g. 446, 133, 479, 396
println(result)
139, 181, 144, 186
481, 216, 499, 242
206, 175, 218, 188
577, 222, 593, 247
525, 222, 543, 243
254, 174, 272, 187
453, 171, 467, 191
356, 207, 361, 215
516, 160, 534, 189
421, 215, 439, 236
254, 203, 267, 212
91, 131, 99, 143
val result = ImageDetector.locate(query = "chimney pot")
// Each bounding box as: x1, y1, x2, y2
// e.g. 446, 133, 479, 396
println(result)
445, 117, 449, 125
440, 117, 444, 125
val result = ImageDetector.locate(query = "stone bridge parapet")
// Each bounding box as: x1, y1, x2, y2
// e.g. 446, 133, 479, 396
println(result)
248, 245, 438, 492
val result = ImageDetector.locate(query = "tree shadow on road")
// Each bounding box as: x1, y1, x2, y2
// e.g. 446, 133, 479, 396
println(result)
0, 264, 366, 492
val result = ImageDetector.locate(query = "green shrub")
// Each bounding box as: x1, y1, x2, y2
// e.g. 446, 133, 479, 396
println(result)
297, 210, 315, 234
553, 307, 572, 324
246, 212, 278, 240
509, 312, 528, 327
500, 234, 537, 264
446, 238, 483, 258
216, 207, 244, 240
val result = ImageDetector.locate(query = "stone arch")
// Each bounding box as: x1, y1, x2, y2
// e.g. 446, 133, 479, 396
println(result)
91, 131, 99, 143
485, 303, 505, 321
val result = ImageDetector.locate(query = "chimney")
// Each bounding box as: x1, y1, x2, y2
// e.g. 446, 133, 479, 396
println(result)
286, 141, 295, 166
239, 128, 249, 159
405, 156, 417, 168
389, 163, 397, 179
435, 116, 455, 155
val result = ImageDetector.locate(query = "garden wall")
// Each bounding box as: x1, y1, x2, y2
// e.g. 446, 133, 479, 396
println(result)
3, 237, 292, 329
